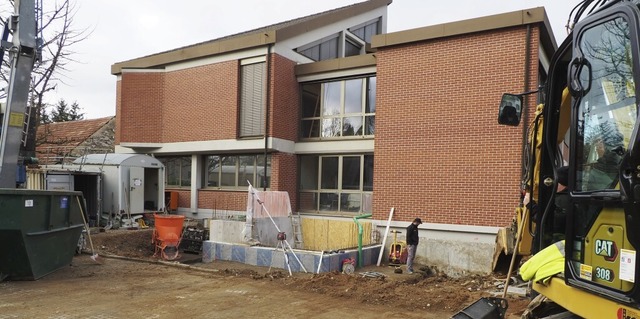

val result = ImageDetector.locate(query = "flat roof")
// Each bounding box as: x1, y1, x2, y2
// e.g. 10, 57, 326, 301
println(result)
371, 7, 556, 54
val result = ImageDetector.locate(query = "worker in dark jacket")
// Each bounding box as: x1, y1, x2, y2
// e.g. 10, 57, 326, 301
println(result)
406, 217, 422, 274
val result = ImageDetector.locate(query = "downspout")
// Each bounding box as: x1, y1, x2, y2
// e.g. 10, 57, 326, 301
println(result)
353, 213, 372, 268
521, 25, 532, 181
263, 43, 272, 192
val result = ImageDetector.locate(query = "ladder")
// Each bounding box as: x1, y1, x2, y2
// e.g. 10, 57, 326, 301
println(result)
291, 211, 304, 249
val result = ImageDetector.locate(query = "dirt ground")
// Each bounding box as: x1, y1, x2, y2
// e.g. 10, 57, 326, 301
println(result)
0, 229, 531, 318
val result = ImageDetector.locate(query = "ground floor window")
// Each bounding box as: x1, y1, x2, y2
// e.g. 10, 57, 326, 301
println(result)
158, 156, 191, 188
299, 154, 373, 214
204, 154, 270, 189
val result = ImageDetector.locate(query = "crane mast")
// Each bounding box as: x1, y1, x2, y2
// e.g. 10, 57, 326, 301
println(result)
0, 0, 36, 188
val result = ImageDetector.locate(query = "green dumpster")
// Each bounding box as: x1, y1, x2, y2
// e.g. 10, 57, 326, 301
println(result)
0, 189, 85, 280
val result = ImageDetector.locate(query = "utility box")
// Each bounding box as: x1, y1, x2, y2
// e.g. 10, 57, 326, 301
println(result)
73, 154, 165, 220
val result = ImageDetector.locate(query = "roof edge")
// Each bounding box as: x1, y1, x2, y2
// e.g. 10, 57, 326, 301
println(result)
111, 0, 393, 75
295, 54, 376, 76
111, 31, 276, 74
372, 7, 555, 49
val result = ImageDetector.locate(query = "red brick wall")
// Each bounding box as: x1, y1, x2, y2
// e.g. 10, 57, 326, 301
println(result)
197, 190, 248, 211
176, 190, 191, 208
162, 61, 238, 142
118, 72, 164, 143
271, 152, 298, 210
373, 26, 540, 227
115, 80, 121, 144
270, 54, 300, 142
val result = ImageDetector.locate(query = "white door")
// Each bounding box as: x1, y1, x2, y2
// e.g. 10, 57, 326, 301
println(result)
129, 167, 145, 214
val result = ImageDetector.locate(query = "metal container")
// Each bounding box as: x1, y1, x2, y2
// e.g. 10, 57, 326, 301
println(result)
0, 189, 84, 280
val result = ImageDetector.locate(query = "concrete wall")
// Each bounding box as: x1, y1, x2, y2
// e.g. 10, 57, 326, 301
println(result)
377, 221, 499, 276
204, 214, 498, 276
209, 220, 245, 243
202, 241, 382, 274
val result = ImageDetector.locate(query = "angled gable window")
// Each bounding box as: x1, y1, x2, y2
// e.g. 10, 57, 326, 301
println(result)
345, 38, 363, 57
239, 60, 266, 137
349, 18, 380, 43
298, 34, 340, 62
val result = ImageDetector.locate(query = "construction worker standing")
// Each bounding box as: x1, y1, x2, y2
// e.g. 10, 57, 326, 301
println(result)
406, 217, 422, 274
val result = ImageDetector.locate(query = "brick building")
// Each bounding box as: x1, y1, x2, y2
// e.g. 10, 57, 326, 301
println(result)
112, 0, 556, 273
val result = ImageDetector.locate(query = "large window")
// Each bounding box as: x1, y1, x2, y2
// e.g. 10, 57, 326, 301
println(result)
300, 154, 373, 214
205, 154, 270, 189
301, 76, 376, 139
239, 61, 266, 137
159, 156, 191, 188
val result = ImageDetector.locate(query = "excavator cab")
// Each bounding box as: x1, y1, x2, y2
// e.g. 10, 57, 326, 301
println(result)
510, 1, 640, 317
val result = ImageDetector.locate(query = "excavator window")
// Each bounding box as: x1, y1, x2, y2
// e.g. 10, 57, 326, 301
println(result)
573, 16, 636, 192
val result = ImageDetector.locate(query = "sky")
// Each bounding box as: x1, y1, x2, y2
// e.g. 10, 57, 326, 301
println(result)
34, 1, 579, 119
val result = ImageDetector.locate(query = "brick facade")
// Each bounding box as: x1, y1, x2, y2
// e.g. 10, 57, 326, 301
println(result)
162, 61, 238, 142
197, 190, 247, 212
114, 10, 547, 229
270, 54, 300, 142
270, 152, 298, 211
373, 26, 540, 227
118, 72, 164, 143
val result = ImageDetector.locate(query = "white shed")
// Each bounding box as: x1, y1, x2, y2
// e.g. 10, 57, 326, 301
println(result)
73, 154, 165, 216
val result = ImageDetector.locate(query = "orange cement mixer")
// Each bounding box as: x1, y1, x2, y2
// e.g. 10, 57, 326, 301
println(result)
152, 214, 185, 260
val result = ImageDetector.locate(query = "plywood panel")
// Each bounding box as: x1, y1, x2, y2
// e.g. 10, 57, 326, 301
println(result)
300, 218, 373, 251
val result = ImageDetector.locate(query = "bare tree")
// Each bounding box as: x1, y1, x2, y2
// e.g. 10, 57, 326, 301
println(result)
0, 0, 90, 153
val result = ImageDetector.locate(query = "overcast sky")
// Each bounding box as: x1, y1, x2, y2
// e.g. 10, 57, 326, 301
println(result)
40, 1, 578, 119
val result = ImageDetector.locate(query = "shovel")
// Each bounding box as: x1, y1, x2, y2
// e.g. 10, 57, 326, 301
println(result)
76, 196, 103, 264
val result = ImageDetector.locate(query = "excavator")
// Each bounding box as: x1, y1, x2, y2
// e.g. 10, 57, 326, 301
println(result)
456, 0, 640, 318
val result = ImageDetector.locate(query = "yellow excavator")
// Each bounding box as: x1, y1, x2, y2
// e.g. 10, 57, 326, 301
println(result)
457, 1, 640, 318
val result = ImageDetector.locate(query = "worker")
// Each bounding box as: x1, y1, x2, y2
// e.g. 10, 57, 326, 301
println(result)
405, 217, 422, 274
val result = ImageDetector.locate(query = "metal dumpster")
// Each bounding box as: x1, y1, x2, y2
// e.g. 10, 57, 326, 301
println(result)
0, 189, 85, 280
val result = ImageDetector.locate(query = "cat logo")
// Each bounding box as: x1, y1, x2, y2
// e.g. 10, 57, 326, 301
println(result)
595, 239, 618, 262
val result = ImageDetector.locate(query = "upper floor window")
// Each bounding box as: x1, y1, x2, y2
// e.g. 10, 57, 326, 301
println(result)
204, 154, 270, 189
349, 18, 380, 43
159, 156, 191, 188
297, 34, 340, 62
301, 76, 376, 139
239, 61, 266, 137
295, 18, 381, 62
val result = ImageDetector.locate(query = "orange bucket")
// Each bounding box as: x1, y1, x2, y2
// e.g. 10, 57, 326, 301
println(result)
153, 214, 185, 260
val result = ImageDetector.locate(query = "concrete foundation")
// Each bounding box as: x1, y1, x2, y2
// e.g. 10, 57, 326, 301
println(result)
202, 241, 382, 273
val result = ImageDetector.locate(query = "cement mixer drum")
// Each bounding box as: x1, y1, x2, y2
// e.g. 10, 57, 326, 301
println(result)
152, 214, 185, 260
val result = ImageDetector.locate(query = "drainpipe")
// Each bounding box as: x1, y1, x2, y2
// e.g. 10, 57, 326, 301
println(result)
263, 43, 272, 191
521, 25, 532, 180
353, 213, 372, 268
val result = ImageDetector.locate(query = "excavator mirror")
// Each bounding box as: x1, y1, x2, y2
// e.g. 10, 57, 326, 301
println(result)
498, 93, 522, 126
